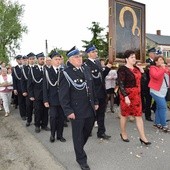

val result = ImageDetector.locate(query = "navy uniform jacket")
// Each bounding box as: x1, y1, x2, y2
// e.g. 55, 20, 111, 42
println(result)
144, 58, 155, 91
43, 66, 63, 106
44, 65, 51, 70
146, 58, 154, 65
12, 65, 22, 92
85, 59, 110, 99
21, 65, 31, 93
59, 62, 98, 119
27, 65, 44, 100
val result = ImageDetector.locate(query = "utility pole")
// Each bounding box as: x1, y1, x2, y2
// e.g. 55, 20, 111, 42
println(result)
45, 39, 48, 56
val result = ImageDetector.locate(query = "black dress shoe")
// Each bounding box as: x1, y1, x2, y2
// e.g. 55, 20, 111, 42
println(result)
79, 163, 90, 170
57, 137, 66, 142
41, 126, 50, 131
26, 122, 30, 127
35, 127, 40, 133
146, 118, 153, 122
50, 136, 55, 143
98, 133, 111, 140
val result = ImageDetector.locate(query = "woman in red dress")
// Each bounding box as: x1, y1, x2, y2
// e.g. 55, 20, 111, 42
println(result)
117, 50, 151, 145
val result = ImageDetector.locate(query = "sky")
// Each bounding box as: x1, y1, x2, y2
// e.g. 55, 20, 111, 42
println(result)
12, 0, 170, 56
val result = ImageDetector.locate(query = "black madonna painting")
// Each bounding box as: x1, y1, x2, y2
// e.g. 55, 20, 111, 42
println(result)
109, 0, 145, 62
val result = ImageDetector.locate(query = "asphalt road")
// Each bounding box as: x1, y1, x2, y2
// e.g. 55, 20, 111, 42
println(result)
5, 105, 170, 170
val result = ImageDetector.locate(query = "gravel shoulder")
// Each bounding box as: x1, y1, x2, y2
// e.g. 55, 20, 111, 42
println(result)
0, 111, 65, 170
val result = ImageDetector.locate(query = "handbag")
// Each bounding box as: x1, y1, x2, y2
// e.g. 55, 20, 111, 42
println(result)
164, 77, 170, 101
114, 85, 120, 106
166, 89, 170, 101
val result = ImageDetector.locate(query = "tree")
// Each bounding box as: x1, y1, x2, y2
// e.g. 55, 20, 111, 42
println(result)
82, 22, 108, 58
0, 0, 27, 63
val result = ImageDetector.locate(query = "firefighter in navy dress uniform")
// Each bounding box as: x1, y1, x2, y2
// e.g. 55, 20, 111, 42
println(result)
27, 52, 49, 133
142, 47, 157, 121
21, 52, 35, 127
12, 55, 26, 120
43, 51, 66, 143
59, 46, 99, 170
85, 44, 112, 139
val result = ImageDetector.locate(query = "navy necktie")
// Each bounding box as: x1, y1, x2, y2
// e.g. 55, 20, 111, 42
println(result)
94, 60, 102, 69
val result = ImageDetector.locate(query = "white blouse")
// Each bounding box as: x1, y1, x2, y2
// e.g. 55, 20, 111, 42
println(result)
105, 69, 117, 89
0, 74, 13, 91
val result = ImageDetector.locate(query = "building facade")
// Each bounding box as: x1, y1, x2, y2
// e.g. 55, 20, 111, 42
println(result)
146, 30, 170, 57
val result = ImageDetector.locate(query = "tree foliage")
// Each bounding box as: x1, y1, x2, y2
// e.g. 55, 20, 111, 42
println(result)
0, 0, 27, 63
82, 22, 108, 58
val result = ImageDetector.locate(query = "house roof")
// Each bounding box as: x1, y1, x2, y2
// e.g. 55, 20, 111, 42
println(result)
146, 33, 170, 45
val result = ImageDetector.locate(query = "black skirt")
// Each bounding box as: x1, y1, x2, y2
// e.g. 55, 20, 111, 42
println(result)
106, 88, 114, 94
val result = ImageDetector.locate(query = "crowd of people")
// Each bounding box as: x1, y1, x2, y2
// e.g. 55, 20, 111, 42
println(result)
0, 45, 170, 170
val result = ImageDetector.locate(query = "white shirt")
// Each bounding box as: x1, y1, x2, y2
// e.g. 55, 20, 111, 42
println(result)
105, 69, 117, 89
88, 58, 96, 64
29, 65, 34, 68
38, 65, 43, 71
0, 74, 13, 91
18, 65, 23, 68
52, 66, 60, 74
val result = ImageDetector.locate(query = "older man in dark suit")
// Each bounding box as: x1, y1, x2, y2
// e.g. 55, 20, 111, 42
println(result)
146, 47, 156, 64
141, 47, 157, 121
59, 46, 98, 170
